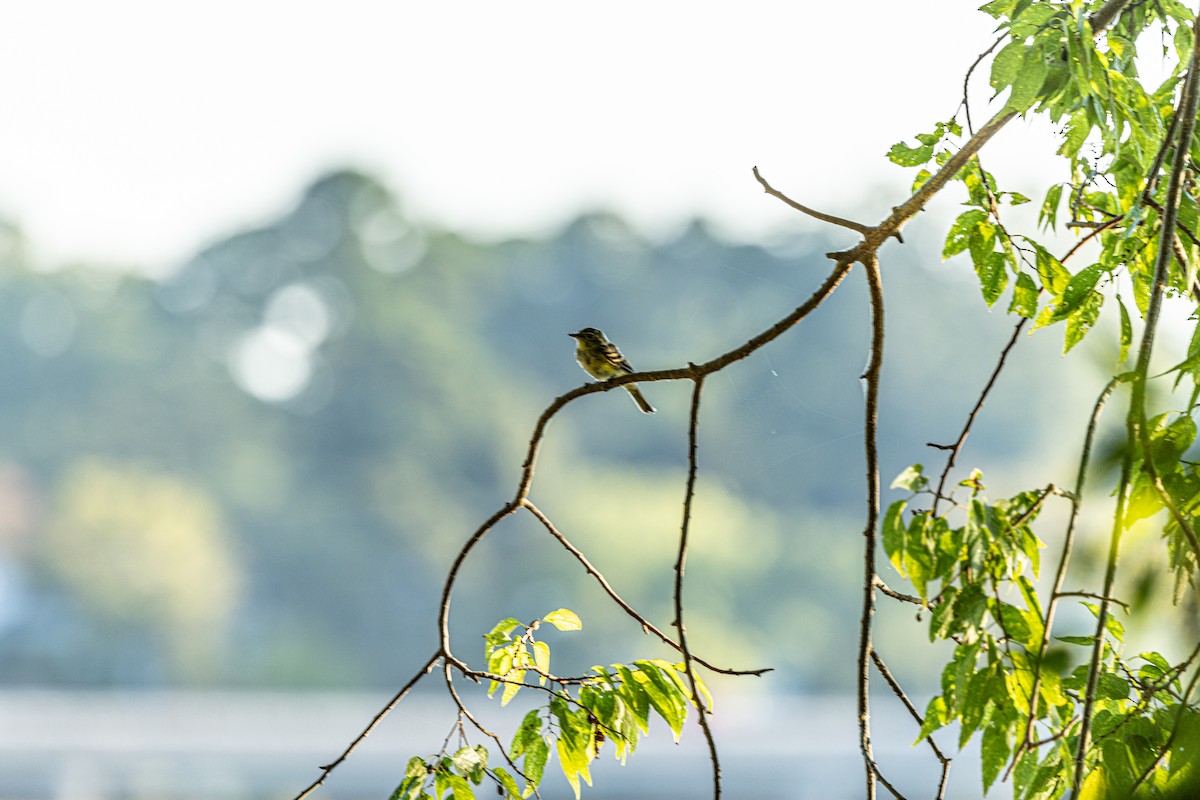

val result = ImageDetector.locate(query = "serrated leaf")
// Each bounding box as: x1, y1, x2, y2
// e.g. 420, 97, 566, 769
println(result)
542, 608, 582, 632
523, 735, 548, 787
981, 716, 1011, 791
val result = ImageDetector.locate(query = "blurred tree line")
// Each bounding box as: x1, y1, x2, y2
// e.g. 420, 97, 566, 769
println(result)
0, 171, 1106, 691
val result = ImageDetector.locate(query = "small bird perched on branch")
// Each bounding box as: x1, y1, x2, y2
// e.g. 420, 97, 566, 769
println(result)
568, 327, 655, 414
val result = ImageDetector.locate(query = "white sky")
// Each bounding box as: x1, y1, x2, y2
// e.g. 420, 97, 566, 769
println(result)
1, 1, 1043, 271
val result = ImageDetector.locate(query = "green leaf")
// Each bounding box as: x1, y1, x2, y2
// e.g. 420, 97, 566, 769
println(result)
1040, 183, 1065, 229
915, 695, 949, 742
1009, 271, 1040, 318
634, 660, 688, 740
555, 736, 591, 800
882, 499, 909, 574
542, 608, 582, 632
1060, 263, 1105, 313
890, 463, 927, 492
445, 773, 476, 800
968, 217, 998, 268
523, 735, 548, 787
979, 0, 1017, 19
911, 168, 933, 193
484, 618, 522, 649
532, 641, 550, 685
615, 665, 651, 732
1063, 290, 1103, 353
1029, 239, 1070, 294
888, 139, 934, 167
1149, 413, 1197, 470
492, 767, 521, 799
391, 758, 431, 800
1118, 296, 1132, 363
904, 514, 935, 601
977, 250, 1009, 307
1056, 634, 1097, 646
944, 210, 987, 258
1139, 651, 1171, 672
510, 710, 542, 758
981, 715, 1011, 791
1006, 42, 1049, 111
990, 40, 1027, 95
1097, 673, 1130, 700
450, 746, 488, 784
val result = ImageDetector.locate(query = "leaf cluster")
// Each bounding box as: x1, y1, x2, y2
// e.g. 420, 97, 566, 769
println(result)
887, 462, 1200, 798
390, 610, 710, 800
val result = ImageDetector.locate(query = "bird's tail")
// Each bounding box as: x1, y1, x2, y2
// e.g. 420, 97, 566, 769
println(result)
625, 385, 655, 414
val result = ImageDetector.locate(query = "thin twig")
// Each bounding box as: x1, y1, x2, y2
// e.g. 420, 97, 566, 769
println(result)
873, 576, 923, 606
443, 662, 541, 799
959, 37, 1006, 135
858, 253, 886, 800
930, 317, 1027, 516
752, 167, 871, 235
521, 499, 770, 677
672, 375, 721, 800
292, 652, 441, 800
871, 650, 952, 768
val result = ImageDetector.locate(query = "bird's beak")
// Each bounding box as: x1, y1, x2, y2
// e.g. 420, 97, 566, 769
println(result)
568, 332, 582, 339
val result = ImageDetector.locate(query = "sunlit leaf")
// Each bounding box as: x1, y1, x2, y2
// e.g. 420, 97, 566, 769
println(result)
542, 608, 582, 632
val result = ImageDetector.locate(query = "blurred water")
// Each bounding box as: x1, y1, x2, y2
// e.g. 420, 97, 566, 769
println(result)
0, 690, 986, 800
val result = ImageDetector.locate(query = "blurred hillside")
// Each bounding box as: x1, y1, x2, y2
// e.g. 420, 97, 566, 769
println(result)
0, 171, 1113, 692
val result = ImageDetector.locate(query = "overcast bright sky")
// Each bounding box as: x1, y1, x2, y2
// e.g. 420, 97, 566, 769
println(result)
2, 1, 1055, 272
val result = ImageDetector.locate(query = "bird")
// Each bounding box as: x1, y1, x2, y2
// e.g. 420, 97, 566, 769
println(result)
568, 327, 655, 414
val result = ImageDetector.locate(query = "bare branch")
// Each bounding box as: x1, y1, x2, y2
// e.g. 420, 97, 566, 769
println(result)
858, 253, 886, 800
521, 499, 770, 677
752, 166, 871, 235
292, 652, 441, 800
930, 316, 1027, 516
672, 375, 721, 800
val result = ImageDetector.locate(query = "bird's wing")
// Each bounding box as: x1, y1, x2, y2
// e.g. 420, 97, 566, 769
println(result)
602, 342, 634, 373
